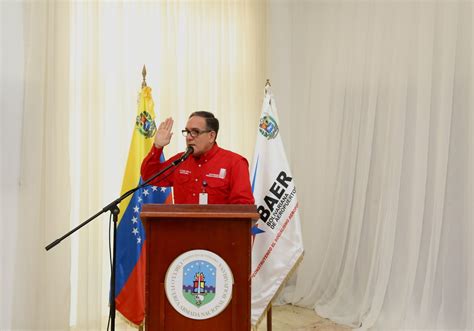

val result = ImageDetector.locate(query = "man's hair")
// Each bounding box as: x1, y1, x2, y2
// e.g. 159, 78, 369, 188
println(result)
189, 111, 219, 135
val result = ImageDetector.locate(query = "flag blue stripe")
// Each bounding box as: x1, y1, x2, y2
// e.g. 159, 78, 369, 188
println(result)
251, 226, 265, 235
115, 178, 170, 296
251, 155, 259, 193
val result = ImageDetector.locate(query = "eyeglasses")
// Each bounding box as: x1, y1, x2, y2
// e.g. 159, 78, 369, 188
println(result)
181, 128, 211, 138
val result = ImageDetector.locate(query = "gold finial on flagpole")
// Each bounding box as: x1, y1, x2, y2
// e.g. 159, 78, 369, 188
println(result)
265, 79, 271, 95
142, 65, 147, 88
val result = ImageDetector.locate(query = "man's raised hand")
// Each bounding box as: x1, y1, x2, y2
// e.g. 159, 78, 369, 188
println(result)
154, 117, 174, 148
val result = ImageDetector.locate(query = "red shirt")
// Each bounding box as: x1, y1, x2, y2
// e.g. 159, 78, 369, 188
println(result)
141, 143, 255, 204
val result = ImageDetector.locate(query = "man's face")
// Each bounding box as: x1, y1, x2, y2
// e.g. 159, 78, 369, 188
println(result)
185, 116, 216, 157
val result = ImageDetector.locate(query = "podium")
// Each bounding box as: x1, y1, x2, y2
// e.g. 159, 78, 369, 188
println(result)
140, 204, 259, 331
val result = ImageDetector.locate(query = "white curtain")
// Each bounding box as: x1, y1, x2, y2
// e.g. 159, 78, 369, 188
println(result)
268, 1, 473, 330
1, 1, 265, 330
1, 1, 71, 330
1, 1, 26, 329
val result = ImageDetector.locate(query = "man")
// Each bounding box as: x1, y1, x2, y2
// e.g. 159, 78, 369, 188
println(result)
141, 111, 255, 204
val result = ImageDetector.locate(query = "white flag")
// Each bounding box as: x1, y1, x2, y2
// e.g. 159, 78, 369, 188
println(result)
250, 86, 304, 326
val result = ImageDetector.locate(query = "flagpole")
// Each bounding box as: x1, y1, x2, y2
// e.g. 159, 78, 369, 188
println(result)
142, 65, 147, 88
267, 304, 272, 331
265, 78, 273, 331
138, 64, 147, 331
265, 78, 271, 94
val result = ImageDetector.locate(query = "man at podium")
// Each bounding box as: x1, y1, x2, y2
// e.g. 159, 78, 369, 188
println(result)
141, 111, 255, 205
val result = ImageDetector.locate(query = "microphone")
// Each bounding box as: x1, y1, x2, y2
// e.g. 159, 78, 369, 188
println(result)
181, 145, 194, 161
172, 146, 194, 166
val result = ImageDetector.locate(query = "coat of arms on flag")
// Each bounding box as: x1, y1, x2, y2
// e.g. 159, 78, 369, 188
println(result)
250, 81, 304, 326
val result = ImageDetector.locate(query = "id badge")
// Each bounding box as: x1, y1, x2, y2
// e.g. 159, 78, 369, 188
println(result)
199, 192, 208, 205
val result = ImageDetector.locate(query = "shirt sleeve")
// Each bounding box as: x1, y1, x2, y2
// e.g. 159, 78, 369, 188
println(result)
140, 145, 177, 187
228, 156, 255, 205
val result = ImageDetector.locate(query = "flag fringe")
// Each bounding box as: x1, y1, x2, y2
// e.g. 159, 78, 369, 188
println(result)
116, 309, 143, 329
252, 251, 305, 329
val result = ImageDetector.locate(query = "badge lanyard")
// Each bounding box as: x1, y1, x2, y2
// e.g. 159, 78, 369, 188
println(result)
199, 180, 208, 205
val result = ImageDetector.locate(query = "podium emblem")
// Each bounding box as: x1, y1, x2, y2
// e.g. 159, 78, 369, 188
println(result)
165, 249, 233, 320
183, 261, 216, 307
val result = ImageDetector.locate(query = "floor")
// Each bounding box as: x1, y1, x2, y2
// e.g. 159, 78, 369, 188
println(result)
118, 304, 351, 330
256, 305, 351, 331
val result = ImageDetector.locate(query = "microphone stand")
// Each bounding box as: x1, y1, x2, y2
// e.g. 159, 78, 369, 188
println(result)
45, 148, 192, 331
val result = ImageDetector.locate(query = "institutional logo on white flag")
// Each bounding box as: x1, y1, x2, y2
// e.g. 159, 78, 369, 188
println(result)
250, 85, 304, 326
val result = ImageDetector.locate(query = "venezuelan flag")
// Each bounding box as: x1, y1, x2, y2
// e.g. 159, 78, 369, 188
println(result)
115, 85, 171, 326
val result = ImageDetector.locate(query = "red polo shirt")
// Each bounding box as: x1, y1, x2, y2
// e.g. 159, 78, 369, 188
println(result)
141, 143, 255, 205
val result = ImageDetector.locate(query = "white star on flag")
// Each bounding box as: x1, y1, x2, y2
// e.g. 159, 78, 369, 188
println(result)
132, 228, 139, 235
143, 189, 149, 196
137, 237, 142, 244
131, 216, 138, 224
161, 187, 167, 192
133, 206, 139, 213
138, 196, 143, 202
151, 186, 158, 191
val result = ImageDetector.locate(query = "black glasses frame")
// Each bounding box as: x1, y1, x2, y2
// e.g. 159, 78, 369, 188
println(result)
181, 129, 212, 138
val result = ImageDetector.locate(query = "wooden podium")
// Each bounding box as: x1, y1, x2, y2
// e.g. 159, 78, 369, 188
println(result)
140, 204, 258, 331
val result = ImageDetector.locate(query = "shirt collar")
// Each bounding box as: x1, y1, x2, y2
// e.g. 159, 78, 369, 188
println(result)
194, 142, 219, 161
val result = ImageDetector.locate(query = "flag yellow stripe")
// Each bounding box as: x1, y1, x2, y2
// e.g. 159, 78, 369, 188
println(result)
118, 87, 156, 222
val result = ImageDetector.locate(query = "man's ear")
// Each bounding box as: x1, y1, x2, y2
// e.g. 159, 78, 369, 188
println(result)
209, 131, 217, 143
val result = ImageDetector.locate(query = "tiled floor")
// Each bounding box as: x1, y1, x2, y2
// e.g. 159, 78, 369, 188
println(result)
256, 305, 351, 331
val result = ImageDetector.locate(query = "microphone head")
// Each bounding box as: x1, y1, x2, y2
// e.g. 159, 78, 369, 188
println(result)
179, 145, 194, 162
172, 145, 195, 166
186, 145, 194, 155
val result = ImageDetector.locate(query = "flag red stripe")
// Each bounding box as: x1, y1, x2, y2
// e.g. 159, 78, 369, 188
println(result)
116, 241, 147, 326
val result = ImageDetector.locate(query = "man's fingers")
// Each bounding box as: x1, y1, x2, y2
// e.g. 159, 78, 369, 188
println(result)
163, 117, 174, 131
157, 117, 173, 133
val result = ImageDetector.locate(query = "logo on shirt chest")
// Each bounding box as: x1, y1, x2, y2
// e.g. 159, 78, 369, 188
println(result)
206, 168, 227, 179
179, 169, 192, 175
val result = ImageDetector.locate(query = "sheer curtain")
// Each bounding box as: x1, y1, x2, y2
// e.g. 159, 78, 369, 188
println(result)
268, 1, 473, 330
2, 1, 265, 330
1, 1, 72, 330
